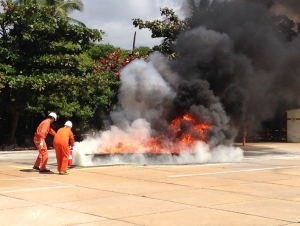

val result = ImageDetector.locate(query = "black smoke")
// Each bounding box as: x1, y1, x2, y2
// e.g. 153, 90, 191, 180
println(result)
170, 0, 300, 139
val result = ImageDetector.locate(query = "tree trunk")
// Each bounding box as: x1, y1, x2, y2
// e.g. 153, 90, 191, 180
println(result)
8, 110, 20, 145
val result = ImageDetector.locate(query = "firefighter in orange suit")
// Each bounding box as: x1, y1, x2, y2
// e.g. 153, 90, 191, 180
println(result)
33, 112, 57, 173
53, 121, 75, 175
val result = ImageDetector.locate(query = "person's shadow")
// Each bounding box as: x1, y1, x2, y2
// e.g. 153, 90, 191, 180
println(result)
20, 169, 55, 174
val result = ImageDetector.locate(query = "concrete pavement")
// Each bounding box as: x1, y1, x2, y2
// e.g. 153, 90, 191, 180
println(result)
0, 142, 300, 225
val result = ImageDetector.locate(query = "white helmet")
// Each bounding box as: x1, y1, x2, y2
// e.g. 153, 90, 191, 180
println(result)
64, 121, 72, 128
48, 112, 57, 121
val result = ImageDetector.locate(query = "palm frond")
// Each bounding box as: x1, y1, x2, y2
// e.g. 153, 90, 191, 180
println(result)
54, 7, 68, 19
14, 0, 38, 5
67, 17, 86, 27
58, 0, 83, 14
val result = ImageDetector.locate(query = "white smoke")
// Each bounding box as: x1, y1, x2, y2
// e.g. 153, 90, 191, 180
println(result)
74, 52, 244, 166
73, 138, 243, 166
111, 56, 177, 126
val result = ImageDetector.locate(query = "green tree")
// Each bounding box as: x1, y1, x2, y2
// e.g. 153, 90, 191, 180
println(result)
133, 0, 299, 59
274, 15, 299, 41
79, 44, 151, 76
132, 0, 217, 58
86, 43, 118, 60
0, 0, 115, 145
14, 0, 85, 26
133, 7, 188, 58
133, 46, 152, 57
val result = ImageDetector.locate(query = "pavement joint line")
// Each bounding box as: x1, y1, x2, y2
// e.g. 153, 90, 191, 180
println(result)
1, 177, 45, 181
206, 206, 293, 224
0, 185, 74, 194
137, 192, 293, 224
29, 177, 75, 186
131, 194, 291, 224
1, 175, 75, 187
5, 166, 76, 186
169, 165, 300, 178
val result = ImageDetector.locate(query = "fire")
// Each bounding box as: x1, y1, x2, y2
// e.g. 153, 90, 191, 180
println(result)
99, 113, 211, 155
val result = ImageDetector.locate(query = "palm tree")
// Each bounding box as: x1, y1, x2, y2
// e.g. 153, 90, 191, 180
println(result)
14, 0, 38, 4
48, 0, 85, 26
14, 0, 85, 26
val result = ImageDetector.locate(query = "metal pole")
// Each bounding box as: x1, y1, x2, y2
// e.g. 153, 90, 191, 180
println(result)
243, 128, 247, 146
132, 31, 136, 51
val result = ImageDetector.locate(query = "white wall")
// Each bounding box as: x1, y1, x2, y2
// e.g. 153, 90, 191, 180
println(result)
287, 109, 300, 142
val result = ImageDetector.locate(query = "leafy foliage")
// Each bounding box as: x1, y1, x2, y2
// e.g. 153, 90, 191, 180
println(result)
0, 0, 115, 144
92, 49, 148, 77
14, 0, 86, 26
133, 7, 188, 58
133, 0, 300, 60
274, 15, 299, 41
86, 43, 118, 60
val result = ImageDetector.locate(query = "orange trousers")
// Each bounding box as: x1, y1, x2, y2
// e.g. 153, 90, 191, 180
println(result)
33, 137, 48, 170
54, 142, 69, 172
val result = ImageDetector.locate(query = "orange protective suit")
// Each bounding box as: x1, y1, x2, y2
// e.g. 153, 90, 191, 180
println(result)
33, 119, 56, 170
53, 127, 75, 173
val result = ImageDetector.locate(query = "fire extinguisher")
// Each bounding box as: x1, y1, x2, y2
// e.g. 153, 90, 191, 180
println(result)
68, 147, 73, 166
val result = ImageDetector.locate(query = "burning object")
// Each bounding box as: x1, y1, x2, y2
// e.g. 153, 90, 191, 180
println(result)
74, 0, 300, 165
94, 54, 231, 155
97, 113, 211, 155
73, 53, 243, 166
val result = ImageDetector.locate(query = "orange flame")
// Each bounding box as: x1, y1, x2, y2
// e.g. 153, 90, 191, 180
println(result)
100, 113, 211, 154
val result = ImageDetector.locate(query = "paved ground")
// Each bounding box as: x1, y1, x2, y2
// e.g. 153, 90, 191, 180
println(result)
0, 142, 300, 226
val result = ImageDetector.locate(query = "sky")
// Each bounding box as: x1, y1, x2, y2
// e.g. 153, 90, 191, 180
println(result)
70, 0, 186, 50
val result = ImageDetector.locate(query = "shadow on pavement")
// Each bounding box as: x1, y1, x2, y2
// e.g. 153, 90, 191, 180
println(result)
19, 169, 37, 173
19, 169, 56, 174
39, 171, 56, 174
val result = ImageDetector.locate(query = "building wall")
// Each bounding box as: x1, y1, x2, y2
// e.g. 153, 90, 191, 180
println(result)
287, 109, 300, 142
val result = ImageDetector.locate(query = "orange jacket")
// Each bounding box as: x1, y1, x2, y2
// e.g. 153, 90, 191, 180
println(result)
34, 119, 56, 140
53, 127, 75, 147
